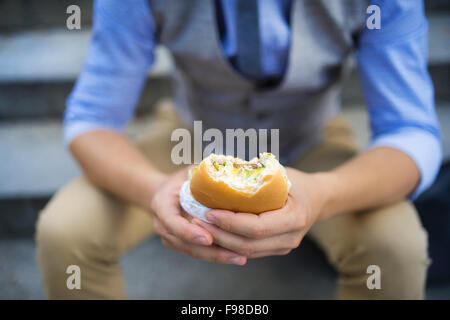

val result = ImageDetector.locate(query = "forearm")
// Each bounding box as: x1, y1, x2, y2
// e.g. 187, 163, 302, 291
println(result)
315, 146, 420, 221
70, 130, 168, 210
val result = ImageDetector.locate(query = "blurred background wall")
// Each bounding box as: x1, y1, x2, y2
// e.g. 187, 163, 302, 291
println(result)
0, 0, 449, 299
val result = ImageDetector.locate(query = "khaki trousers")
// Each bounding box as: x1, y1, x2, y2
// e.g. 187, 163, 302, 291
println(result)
36, 102, 430, 299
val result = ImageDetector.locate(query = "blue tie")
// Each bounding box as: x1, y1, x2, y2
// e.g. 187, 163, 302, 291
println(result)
236, 0, 263, 80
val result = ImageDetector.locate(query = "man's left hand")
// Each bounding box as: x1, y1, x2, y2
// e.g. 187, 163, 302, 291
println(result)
192, 168, 327, 259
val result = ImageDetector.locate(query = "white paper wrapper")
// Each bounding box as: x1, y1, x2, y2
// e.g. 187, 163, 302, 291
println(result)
179, 180, 212, 223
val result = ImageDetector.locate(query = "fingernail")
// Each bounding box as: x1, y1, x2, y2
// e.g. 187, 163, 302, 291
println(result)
193, 236, 208, 245
206, 213, 217, 224
228, 257, 243, 265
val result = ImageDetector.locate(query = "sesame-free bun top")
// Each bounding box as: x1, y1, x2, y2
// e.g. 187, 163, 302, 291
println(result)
189, 153, 291, 214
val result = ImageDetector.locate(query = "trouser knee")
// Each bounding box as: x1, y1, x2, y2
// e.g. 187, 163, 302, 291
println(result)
335, 202, 429, 299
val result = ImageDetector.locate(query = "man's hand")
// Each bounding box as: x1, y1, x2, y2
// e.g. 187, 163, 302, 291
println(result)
191, 168, 326, 258
71, 130, 247, 265
151, 167, 247, 265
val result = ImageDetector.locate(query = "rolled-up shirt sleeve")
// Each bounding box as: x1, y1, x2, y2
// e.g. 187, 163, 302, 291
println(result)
64, 0, 155, 144
357, 0, 442, 199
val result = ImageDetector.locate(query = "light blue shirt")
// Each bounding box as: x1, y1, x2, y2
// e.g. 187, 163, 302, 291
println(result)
65, 0, 442, 199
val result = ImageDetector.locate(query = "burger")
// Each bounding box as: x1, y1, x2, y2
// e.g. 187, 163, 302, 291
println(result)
180, 153, 291, 220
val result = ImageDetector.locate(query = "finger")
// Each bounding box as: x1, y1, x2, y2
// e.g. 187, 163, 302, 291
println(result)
205, 200, 303, 239
192, 219, 299, 256
161, 232, 247, 266
165, 211, 214, 245
155, 192, 213, 246
153, 216, 170, 236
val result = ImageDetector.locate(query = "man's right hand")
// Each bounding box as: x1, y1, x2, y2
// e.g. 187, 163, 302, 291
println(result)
71, 130, 246, 265
151, 167, 247, 265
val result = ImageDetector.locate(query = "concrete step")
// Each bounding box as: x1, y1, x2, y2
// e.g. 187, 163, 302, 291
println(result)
0, 78, 173, 119
0, 116, 154, 198
0, 28, 173, 118
0, 29, 174, 82
428, 14, 450, 65
0, 0, 93, 32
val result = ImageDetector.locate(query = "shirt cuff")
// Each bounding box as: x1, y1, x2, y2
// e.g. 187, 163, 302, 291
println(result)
368, 128, 442, 200
63, 121, 125, 147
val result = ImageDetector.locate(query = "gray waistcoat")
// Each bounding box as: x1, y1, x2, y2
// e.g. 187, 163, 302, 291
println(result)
148, 0, 368, 164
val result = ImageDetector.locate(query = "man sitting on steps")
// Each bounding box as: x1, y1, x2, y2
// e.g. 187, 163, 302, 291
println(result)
36, 0, 441, 299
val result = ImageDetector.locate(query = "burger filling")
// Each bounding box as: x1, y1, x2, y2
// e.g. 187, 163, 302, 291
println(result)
191, 153, 291, 193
